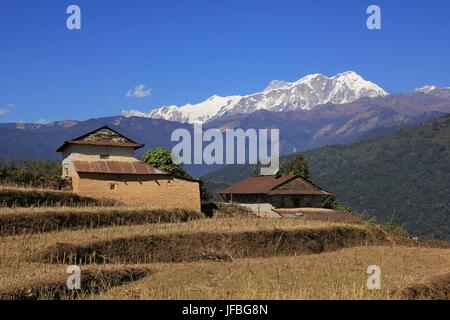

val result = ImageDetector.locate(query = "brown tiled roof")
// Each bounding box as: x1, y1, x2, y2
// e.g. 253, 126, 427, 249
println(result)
216, 175, 295, 194
270, 176, 333, 195
216, 175, 333, 196
268, 190, 333, 195
73, 160, 169, 175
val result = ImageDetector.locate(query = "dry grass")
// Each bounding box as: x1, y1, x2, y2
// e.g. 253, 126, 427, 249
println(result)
202, 202, 255, 218
0, 216, 361, 247
0, 218, 370, 290
0, 206, 203, 236
0, 187, 116, 207
2, 246, 450, 300
33, 225, 383, 265
94, 246, 450, 300
1, 210, 449, 300
0, 204, 200, 215
1, 217, 367, 264
0, 185, 63, 192
0, 264, 149, 300
395, 273, 450, 300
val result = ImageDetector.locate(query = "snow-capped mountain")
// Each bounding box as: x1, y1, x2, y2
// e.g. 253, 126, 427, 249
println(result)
416, 85, 450, 99
122, 71, 388, 124
123, 95, 241, 124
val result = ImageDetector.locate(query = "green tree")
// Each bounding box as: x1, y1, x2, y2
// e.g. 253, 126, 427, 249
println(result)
140, 147, 188, 177
279, 153, 311, 180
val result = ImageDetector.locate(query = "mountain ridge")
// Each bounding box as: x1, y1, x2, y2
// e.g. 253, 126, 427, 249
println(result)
122, 71, 388, 124
2, 93, 450, 168
416, 85, 450, 99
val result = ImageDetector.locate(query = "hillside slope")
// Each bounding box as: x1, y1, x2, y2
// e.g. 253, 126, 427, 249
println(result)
306, 115, 450, 239
203, 115, 450, 240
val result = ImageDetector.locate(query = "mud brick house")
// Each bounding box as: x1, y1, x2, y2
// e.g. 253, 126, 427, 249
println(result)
56, 126, 201, 211
216, 175, 333, 215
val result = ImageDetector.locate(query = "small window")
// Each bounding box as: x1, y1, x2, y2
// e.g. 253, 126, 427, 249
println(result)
109, 183, 116, 191
63, 164, 69, 177
100, 155, 110, 159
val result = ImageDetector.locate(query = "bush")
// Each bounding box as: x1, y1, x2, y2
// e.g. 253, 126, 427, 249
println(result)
382, 222, 409, 237
0, 159, 65, 190
323, 197, 352, 214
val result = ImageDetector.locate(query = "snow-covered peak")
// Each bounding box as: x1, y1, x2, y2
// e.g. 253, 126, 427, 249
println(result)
329, 71, 388, 102
212, 71, 388, 118
415, 85, 450, 99
123, 95, 241, 124
293, 73, 327, 83
264, 80, 291, 92
416, 85, 439, 93
122, 71, 388, 124
264, 71, 386, 98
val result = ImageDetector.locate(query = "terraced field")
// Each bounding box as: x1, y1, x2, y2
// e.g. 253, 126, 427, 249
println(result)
1, 205, 449, 300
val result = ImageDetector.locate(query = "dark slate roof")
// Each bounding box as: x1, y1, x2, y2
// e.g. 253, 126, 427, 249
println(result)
56, 125, 144, 152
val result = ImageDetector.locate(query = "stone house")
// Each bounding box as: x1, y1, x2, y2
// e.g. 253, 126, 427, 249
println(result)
56, 126, 201, 211
216, 175, 333, 214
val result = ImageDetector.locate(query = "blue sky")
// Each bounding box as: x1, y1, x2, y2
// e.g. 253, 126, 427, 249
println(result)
1, 0, 449, 123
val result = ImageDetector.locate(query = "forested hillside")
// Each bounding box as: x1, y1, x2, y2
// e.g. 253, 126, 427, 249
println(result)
203, 115, 450, 240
